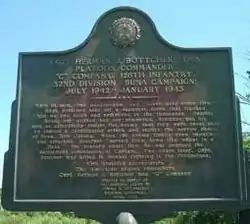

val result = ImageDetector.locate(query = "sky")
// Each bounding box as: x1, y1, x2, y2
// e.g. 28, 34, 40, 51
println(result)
0, 0, 250, 184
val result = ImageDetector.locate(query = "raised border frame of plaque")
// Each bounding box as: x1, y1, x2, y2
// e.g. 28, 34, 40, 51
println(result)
1, 6, 248, 224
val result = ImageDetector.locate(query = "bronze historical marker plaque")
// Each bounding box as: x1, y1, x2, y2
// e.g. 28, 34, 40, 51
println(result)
2, 6, 248, 222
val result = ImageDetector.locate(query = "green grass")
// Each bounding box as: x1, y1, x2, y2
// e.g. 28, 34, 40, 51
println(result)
0, 208, 178, 224
0, 210, 97, 224
0, 209, 236, 224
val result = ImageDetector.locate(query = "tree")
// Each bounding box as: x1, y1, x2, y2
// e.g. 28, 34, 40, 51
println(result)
236, 70, 250, 128
244, 136, 250, 149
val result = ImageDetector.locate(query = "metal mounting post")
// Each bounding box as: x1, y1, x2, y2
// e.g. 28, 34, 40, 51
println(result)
116, 213, 138, 224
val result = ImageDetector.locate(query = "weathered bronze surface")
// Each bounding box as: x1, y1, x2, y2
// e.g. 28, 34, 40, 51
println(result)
1, 6, 248, 223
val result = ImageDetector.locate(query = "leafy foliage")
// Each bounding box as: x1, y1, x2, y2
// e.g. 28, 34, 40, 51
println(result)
173, 211, 237, 224
244, 138, 250, 149
0, 209, 98, 224
0, 207, 238, 224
